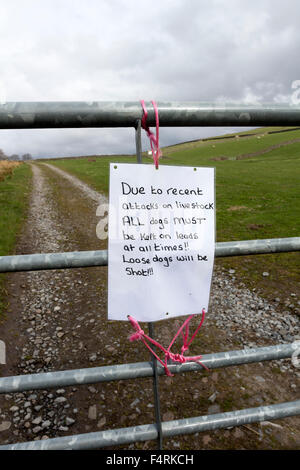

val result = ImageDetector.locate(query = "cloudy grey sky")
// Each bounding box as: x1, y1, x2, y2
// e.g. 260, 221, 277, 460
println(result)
0, 0, 299, 158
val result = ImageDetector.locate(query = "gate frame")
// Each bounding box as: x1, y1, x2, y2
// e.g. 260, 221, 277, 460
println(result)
0, 101, 300, 450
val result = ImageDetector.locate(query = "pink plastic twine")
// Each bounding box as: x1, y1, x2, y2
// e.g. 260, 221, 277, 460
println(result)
140, 100, 162, 169
128, 310, 209, 377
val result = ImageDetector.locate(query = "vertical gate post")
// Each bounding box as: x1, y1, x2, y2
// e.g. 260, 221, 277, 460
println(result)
135, 120, 163, 450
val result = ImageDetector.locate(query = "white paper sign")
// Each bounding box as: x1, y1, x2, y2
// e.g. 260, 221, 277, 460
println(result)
108, 163, 215, 322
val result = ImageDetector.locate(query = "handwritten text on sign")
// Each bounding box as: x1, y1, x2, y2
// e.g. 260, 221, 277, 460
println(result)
108, 163, 215, 322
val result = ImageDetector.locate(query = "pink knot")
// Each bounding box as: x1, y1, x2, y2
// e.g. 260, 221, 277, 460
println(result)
166, 352, 187, 364
140, 100, 161, 169
127, 310, 208, 377
130, 330, 144, 342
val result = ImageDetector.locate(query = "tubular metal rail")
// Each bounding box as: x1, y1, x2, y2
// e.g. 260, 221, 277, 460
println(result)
0, 102, 300, 450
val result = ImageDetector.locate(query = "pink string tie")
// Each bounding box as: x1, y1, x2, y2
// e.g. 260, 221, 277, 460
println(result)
140, 100, 162, 169
128, 311, 209, 377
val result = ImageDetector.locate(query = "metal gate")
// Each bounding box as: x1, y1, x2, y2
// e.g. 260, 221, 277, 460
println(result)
0, 102, 300, 450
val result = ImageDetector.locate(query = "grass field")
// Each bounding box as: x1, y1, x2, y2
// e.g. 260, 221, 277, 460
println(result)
45, 127, 300, 306
0, 163, 32, 316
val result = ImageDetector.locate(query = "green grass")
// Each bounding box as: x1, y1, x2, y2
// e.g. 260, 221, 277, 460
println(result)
0, 163, 32, 316
44, 126, 300, 303
163, 126, 300, 158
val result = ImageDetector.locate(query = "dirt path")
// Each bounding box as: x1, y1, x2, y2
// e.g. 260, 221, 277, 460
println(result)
0, 163, 299, 450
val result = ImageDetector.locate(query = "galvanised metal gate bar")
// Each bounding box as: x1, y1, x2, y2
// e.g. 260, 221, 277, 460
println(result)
0, 343, 298, 394
1, 400, 300, 450
1, 101, 300, 128
0, 238, 299, 273
0, 102, 300, 450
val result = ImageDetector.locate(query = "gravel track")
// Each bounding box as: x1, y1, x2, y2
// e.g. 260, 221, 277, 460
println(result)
42, 163, 107, 206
